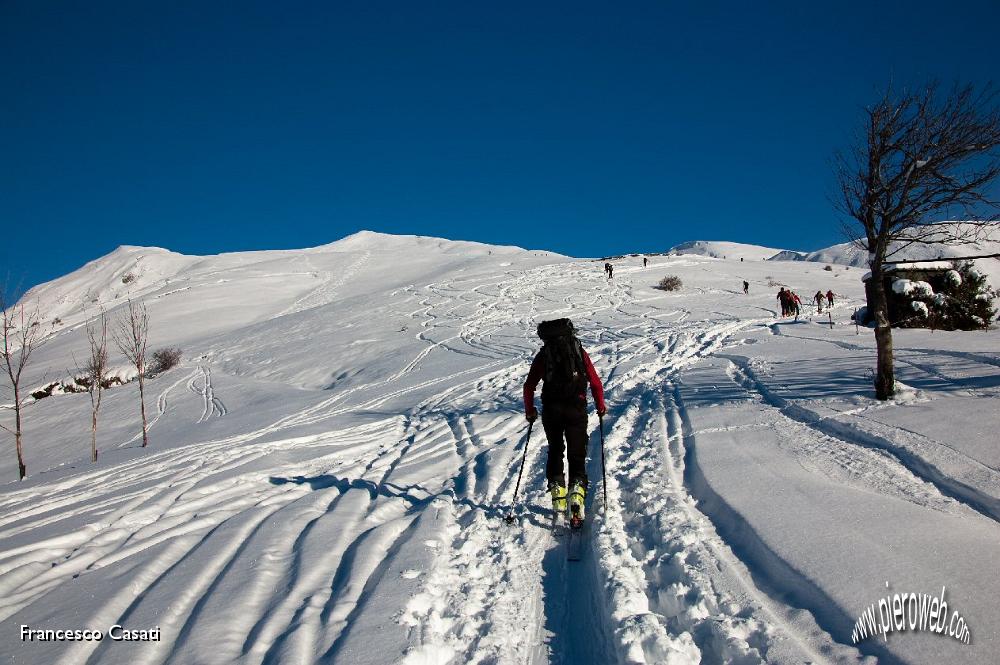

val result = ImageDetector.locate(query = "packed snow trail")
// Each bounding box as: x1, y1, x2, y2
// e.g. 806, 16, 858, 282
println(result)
3, 236, 999, 664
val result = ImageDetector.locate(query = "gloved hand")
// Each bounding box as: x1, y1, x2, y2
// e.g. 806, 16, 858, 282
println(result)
597, 406, 607, 418
526, 410, 537, 423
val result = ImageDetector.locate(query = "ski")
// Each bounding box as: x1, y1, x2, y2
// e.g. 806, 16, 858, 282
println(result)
567, 503, 585, 560
567, 520, 584, 560
551, 510, 566, 534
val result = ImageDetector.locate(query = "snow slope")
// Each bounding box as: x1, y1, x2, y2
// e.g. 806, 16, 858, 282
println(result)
2, 233, 999, 665
671, 229, 1000, 289
668, 240, 786, 262
764, 225, 1000, 287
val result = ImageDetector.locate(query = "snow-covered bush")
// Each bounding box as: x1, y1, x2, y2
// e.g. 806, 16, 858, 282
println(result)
28, 364, 138, 402
933, 261, 997, 330
892, 279, 933, 297
656, 275, 683, 291
894, 261, 997, 330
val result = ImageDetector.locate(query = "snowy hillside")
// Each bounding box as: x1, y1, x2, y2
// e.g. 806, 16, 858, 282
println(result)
671, 230, 1000, 290
2, 232, 999, 665
764, 225, 1000, 287
668, 240, 786, 262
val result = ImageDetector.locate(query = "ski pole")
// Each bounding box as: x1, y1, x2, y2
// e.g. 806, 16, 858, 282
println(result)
504, 421, 533, 524
599, 414, 607, 513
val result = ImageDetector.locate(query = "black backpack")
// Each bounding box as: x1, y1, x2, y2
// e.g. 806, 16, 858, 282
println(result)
537, 319, 587, 402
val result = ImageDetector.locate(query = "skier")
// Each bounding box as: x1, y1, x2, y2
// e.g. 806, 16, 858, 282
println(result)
790, 291, 802, 319
777, 287, 789, 316
814, 291, 824, 313
743, 280, 749, 295
607, 264, 614, 279
603, 262, 611, 277
643, 257, 648, 268
826, 290, 834, 308
524, 318, 606, 524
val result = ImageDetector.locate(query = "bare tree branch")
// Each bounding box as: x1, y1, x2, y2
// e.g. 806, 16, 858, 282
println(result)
1, 285, 47, 479
113, 298, 150, 448
75, 308, 109, 463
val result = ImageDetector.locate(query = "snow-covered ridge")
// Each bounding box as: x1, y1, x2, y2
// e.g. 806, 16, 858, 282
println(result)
319, 230, 539, 256
668, 240, 788, 262
15, 231, 564, 335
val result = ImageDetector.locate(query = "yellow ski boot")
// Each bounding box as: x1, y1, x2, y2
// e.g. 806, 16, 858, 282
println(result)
568, 481, 586, 527
549, 483, 568, 513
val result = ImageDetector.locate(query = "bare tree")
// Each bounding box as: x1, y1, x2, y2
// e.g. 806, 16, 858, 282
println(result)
75, 309, 109, 463
835, 82, 1000, 399
1, 291, 46, 480
113, 298, 150, 447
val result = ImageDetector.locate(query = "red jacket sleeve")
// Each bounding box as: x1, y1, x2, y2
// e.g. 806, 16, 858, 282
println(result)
523, 352, 544, 416
582, 349, 606, 413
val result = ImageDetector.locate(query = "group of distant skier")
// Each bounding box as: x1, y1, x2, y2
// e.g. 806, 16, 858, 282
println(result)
602, 256, 651, 280
775, 287, 835, 318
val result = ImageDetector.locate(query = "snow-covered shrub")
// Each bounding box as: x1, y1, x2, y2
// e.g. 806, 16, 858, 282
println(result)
149, 347, 182, 375
102, 366, 138, 387
656, 275, 683, 291
27, 363, 140, 403
895, 261, 997, 330
30, 382, 61, 400
934, 261, 997, 330
892, 279, 933, 297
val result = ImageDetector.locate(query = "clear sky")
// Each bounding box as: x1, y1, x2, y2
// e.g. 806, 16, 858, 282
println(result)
3, 0, 999, 299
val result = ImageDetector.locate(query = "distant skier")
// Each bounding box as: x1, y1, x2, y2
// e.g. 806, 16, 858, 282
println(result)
790, 291, 802, 319
603, 262, 611, 277
643, 257, 648, 267
607, 264, 614, 279
743, 280, 749, 295
826, 290, 834, 308
524, 318, 606, 522
777, 287, 789, 316
814, 291, 824, 313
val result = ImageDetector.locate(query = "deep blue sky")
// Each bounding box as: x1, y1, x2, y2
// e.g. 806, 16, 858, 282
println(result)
3, 1, 999, 298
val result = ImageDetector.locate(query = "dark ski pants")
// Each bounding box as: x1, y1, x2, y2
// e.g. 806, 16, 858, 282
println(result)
542, 400, 589, 489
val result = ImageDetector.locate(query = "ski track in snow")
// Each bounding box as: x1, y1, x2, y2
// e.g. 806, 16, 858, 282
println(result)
188, 365, 227, 423
278, 250, 373, 318
2, 258, 907, 664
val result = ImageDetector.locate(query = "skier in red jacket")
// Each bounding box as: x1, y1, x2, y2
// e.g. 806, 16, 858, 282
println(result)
524, 318, 606, 518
